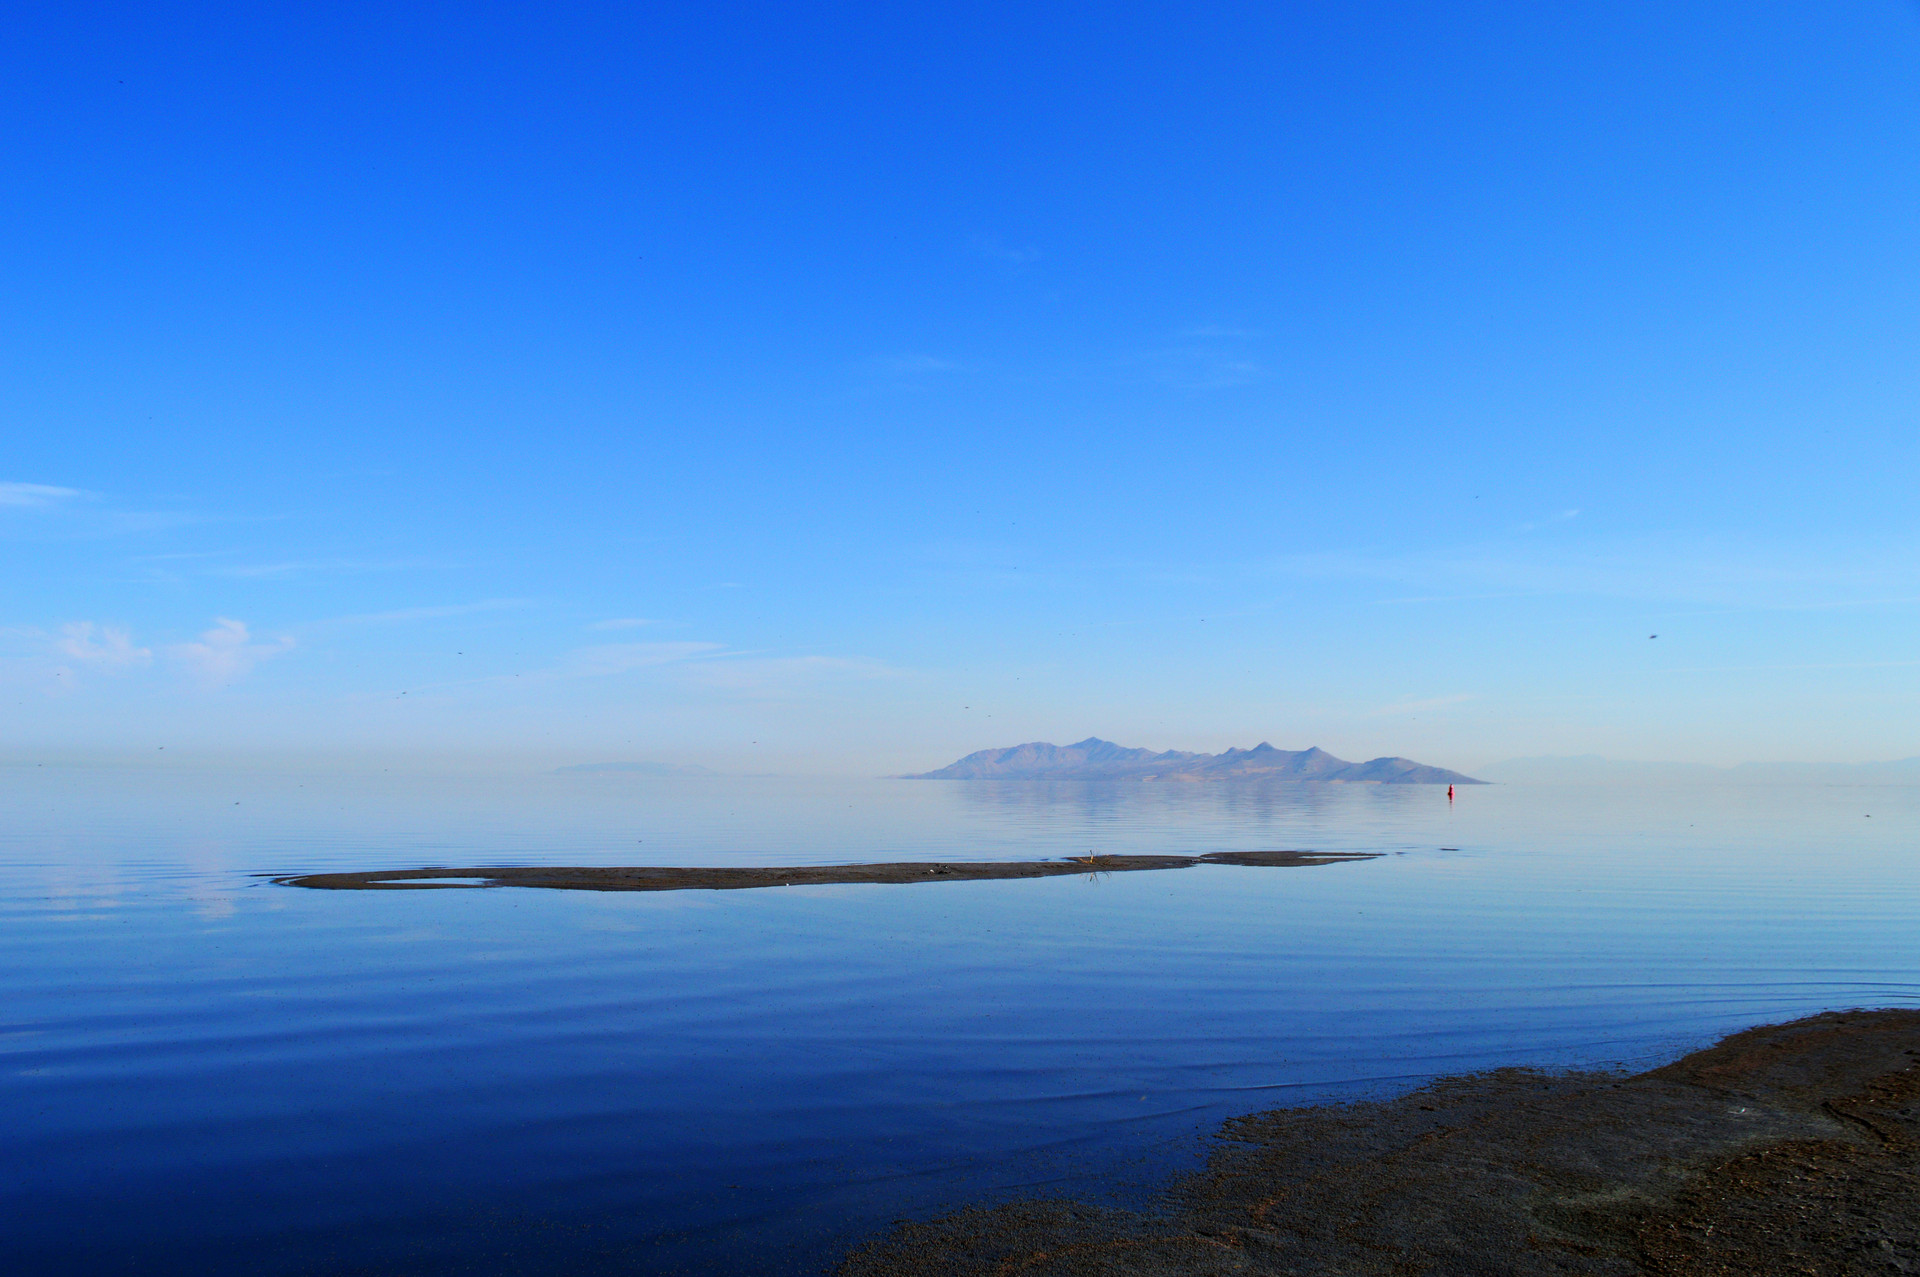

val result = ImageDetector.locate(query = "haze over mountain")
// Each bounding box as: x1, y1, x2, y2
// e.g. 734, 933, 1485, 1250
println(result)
905, 739, 1482, 784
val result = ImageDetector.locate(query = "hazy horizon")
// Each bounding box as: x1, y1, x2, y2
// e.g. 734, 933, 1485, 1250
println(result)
8, 741, 1920, 782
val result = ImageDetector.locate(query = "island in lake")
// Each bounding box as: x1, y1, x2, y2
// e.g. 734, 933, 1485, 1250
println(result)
905, 737, 1483, 784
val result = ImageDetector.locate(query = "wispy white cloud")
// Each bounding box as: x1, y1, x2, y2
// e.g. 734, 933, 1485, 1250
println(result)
53, 622, 152, 670
378, 639, 723, 697
1367, 591, 1538, 606
104, 510, 213, 533
587, 617, 656, 631
969, 235, 1041, 265
221, 563, 327, 579
466, 641, 892, 693
1137, 329, 1266, 390
1156, 356, 1263, 389
315, 599, 532, 627
0, 622, 153, 695
0, 482, 86, 508
1515, 509, 1580, 532
167, 618, 294, 687
0, 484, 226, 542
558, 642, 722, 677
682, 654, 905, 696
213, 558, 437, 579
857, 353, 963, 378
1262, 536, 1920, 611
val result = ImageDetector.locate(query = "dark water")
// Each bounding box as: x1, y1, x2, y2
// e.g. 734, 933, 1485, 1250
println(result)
2, 766, 1917, 1274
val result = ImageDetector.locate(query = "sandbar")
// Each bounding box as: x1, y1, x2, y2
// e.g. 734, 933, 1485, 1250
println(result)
271, 849, 1378, 892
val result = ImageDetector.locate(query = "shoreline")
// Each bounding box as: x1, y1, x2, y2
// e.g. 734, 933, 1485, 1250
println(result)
837, 1008, 1920, 1276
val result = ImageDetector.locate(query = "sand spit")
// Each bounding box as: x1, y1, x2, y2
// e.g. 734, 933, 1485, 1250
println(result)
839, 1009, 1920, 1276
270, 850, 1378, 892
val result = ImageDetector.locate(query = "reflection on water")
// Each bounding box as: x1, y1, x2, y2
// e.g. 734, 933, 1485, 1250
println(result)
945, 774, 1421, 831
1, 766, 1917, 1275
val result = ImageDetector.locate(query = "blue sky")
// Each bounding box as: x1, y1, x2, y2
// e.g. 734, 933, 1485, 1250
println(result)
5, 0, 1920, 772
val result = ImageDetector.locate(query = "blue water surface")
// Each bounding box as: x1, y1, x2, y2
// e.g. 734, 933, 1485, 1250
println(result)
2, 766, 1917, 1273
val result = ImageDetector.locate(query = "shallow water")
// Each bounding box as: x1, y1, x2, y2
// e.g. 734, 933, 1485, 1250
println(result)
2, 766, 1916, 1274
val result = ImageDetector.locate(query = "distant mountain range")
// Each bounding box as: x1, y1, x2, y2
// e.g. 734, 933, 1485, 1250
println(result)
904, 738, 1482, 784
555, 761, 717, 777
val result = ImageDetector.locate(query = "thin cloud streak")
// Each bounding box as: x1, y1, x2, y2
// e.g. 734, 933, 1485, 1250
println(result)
681, 654, 906, 696
1261, 537, 1920, 610
0, 482, 86, 507
559, 642, 723, 677
1367, 591, 1540, 606
969, 235, 1041, 264
213, 559, 439, 579
312, 599, 533, 627
387, 643, 899, 701
856, 354, 963, 378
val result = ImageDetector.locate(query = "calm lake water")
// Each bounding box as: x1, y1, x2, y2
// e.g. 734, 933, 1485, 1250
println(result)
3, 765, 1917, 1274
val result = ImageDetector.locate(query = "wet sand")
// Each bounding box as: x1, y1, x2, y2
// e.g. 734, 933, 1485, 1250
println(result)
839, 1009, 1920, 1276
270, 849, 1377, 892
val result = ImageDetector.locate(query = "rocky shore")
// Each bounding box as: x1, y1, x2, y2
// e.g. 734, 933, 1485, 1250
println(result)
839, 1009, 1920, 1276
